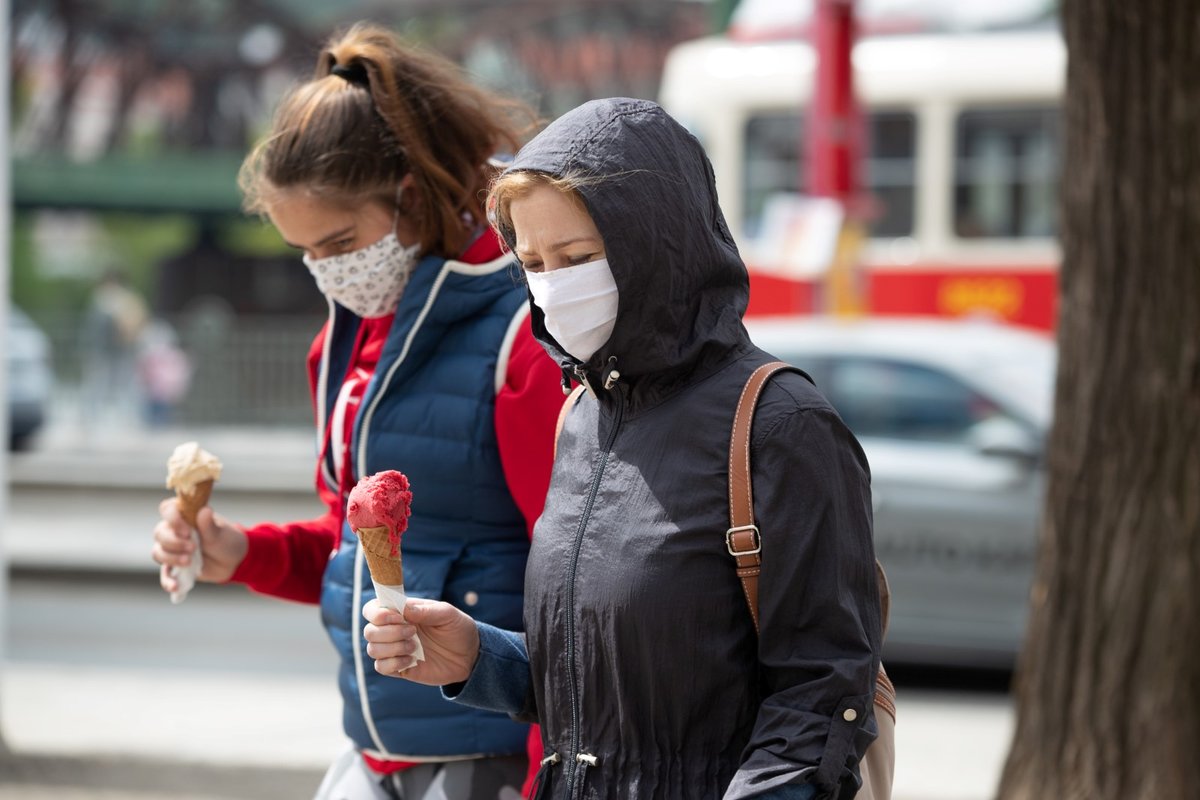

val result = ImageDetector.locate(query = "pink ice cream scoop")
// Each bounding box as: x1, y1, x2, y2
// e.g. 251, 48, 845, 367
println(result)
347, 471, 413, 572
347, 470, 413, 553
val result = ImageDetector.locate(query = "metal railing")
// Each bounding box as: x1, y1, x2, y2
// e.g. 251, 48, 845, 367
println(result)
41, 312, 321, 429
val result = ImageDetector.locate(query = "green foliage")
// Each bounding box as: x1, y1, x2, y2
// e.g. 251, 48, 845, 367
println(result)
11, 212, 194, 316
101, 214, 197, 290
221, 216, 291, 257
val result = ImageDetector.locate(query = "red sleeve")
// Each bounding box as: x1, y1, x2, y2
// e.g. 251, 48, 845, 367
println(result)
231, 512, 340, 604
494, 321, 563, 538
226, 323, 337, 605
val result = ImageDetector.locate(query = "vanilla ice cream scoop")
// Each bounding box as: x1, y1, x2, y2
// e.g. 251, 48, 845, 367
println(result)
166, 441, 223, 497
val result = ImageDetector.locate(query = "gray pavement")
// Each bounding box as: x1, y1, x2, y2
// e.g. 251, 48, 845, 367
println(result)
2, 417, 1015, 799
3, 418, 334, 798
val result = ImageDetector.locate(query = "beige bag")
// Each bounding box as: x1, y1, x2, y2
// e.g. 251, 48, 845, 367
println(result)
727, 361, 896, 799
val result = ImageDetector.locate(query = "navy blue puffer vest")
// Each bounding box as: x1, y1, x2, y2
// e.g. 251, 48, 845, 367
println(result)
320, 251, 532, 760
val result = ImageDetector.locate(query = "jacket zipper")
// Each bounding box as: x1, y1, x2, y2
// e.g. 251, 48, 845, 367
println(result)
315, 298, 338, 493
564, 373, 624, 795
350, 263, 451, 758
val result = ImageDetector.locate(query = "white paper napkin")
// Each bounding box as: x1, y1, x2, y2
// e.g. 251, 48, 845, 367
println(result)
169, 529, 203, 604
372, 581, 427, 664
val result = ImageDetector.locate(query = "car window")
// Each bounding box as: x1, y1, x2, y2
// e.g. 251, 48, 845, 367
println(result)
825, 357, 1001, 441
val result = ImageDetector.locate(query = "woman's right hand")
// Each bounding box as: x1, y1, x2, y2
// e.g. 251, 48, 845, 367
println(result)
151, 498, 248, 592
363, 597, 481, 686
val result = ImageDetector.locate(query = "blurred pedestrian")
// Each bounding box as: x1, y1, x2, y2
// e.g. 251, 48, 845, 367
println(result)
363, 98, 884, 799
150, 23, 563, 799
80, 268, 149, 429
136, 318, 191, 427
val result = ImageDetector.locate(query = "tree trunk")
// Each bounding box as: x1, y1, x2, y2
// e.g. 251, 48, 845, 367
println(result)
997, 2, 1200, 799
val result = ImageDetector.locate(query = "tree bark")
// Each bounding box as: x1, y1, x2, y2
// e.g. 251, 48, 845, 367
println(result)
997, 2, 1200, 799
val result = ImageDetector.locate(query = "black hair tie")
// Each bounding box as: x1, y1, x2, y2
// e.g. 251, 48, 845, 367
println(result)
330, 62, 369, 86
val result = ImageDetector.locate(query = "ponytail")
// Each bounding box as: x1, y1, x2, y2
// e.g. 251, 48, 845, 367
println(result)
240, 23, 535, 256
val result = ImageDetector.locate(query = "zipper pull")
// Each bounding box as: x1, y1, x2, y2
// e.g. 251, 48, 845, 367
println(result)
574, 364, 598, 398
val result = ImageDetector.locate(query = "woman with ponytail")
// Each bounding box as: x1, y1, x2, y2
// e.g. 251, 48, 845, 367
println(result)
151, 23, 562, 799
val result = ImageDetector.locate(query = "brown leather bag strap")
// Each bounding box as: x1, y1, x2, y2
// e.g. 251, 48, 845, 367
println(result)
728, 361, 798, 633
729, 361, 897, 725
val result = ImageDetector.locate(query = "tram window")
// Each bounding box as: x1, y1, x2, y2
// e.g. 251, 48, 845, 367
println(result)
743, 111, 916, 240
743, 113, 804, 240
954, 107, 1060, 239
867, 112, 917, 237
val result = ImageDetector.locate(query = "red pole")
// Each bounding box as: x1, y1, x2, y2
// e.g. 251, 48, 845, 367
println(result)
807, 0, 864, 316
808, 0, 859, 203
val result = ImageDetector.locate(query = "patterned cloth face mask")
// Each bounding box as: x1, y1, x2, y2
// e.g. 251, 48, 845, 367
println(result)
302, 193, 421, 319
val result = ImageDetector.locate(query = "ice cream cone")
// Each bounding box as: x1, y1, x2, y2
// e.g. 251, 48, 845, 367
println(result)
175, 479, 214, 528
356, 525, 405, 586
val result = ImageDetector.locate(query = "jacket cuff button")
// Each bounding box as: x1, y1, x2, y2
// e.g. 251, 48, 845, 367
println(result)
464, 591, 479, 606
842, 708, 858, 722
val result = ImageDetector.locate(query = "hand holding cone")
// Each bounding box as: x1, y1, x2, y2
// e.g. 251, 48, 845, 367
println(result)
347, 470, 424, 665
164, 441, 222, 603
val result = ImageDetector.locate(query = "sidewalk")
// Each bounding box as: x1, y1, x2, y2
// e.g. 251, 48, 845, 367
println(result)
3, 419, 334, 799
0, 663, 337, 799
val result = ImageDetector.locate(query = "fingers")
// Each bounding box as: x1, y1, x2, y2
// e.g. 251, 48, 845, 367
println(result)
400, 598, 456, 626
157, 496, 191, 530
363, 600, 423, 675
195, 505, 217, 533
156, 498, 191, 538
362, 598, 406, 626
373, 654, 420, 676
193, 506, 223, 553
365, 631, 420, 659
159, 562, 178, 593
151, 518, 194, 567
364, 619, 421, 677
363, 616, 417, 646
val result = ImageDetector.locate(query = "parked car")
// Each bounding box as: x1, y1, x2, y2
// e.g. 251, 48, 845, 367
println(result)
746, 316, 1055, 669
7, 306, 54, 450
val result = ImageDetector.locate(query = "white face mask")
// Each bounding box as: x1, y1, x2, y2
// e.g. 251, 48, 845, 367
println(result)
302, 197, 420, 319
525, 257, 619, 362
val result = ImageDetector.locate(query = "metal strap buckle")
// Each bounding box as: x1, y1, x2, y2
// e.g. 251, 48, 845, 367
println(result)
726, 524, 761, 556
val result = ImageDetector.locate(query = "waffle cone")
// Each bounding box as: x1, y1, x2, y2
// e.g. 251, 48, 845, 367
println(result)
356, 525, 405, 586
175, 479, 214, 528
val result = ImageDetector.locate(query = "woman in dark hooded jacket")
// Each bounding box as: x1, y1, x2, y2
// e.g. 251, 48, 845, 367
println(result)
363, 97, 883, 800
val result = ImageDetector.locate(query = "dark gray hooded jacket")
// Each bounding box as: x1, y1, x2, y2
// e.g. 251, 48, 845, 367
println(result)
496, 98, 882, 799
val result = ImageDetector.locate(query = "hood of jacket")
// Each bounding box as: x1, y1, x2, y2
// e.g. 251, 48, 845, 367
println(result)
498, 97, 752, 407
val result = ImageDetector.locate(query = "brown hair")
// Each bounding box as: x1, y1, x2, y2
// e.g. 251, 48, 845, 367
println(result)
487, 170, 593, 247
240, 23, 534, 256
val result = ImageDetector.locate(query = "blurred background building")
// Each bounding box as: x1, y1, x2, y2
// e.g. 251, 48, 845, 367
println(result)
8, 0, 1058, 433
8, 0, 716, 430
